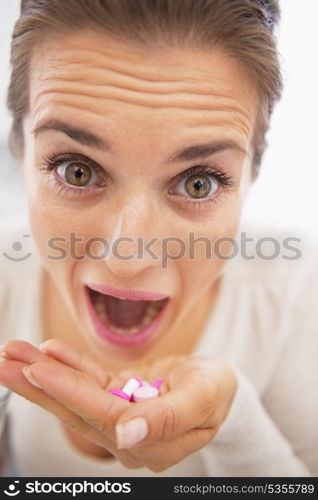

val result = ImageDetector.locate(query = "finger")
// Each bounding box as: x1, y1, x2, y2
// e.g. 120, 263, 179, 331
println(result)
115, 366, 218, 448
1, 340, 52, 364
3, 339, 114, 391
0, 359, 142, 466
0, 358, 88, 432
129, 427, 216, 473
23, 360, 131, 441
39, 339, 110, 388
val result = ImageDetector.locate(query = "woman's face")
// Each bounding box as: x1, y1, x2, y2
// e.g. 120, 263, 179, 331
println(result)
22, 31, 258, 365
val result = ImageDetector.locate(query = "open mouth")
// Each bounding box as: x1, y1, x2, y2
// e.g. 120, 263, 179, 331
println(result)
84, 284, 170, 347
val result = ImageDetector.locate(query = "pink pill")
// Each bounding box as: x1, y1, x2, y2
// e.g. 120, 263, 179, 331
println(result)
132, 386, 159, 402
151, 378, 163, 390
108, 389, 130, 400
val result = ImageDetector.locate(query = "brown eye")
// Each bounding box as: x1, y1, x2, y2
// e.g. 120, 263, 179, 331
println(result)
57, 161, 96, 187
176, 173, 218, 199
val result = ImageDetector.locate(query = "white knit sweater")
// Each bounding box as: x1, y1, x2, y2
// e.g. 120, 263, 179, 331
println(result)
0, 219, 317, 477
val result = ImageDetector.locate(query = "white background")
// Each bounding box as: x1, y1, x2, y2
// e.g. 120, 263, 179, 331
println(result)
0, 0, 317, 240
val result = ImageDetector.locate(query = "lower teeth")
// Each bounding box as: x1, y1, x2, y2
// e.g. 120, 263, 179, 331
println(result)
93, 295, 164, 335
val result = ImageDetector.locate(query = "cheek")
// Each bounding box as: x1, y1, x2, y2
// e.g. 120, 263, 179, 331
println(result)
25, 164, 104, 257
28, 201, 96, 277
174, 209, 241, 292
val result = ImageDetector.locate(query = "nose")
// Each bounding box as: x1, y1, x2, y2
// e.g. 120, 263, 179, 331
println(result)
102, 196, 162, 279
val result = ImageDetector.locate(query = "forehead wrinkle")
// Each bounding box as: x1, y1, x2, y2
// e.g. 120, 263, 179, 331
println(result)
32, 94, 252, 140
42, 69, 244, 98
32, 42, 256, 111
38, 52, 181, 85
32, 72, 253, 135
37, 72, 253, 116
33, 41, 230, 83
33, 83, 252, 118
32, 102, 252, 146
37, 55, 253, 106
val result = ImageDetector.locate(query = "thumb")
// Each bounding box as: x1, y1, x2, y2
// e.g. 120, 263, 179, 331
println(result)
114, 374, 218, 449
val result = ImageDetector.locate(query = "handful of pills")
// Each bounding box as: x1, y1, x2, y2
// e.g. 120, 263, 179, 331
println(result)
109, 377, 163, 402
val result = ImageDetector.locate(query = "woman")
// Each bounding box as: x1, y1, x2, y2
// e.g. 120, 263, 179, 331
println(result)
0, 0, 317, 477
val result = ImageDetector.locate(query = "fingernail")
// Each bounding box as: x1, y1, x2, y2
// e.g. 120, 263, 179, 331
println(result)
38, 343, 48, 352
0, 352, 7, 360
116, 417, 148, 449
22, 367, 43, 389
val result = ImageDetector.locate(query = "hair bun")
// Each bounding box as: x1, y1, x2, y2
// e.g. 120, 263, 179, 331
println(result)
256, 0, 281, 30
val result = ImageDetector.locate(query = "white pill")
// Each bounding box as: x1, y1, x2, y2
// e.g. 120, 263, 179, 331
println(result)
122, 377, 142, 397
132, 386, 159, 402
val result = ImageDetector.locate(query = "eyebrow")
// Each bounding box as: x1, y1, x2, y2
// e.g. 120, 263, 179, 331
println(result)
167, 140, 249, 163
32, 119, 249, 161
32, 119, 108, 150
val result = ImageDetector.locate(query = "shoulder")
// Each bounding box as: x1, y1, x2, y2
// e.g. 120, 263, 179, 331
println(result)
218, 223, 318, 367
209, 222, 318, 401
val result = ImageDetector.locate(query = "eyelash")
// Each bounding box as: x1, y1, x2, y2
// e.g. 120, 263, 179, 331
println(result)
40, 152, 106, 198
39, 152, 235, 210
169, 165, 235, 211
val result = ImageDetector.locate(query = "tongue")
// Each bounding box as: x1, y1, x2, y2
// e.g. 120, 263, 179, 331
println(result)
105, 295, 150, 328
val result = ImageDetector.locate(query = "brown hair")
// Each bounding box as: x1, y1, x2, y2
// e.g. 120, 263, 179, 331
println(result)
7, 0, 283, 177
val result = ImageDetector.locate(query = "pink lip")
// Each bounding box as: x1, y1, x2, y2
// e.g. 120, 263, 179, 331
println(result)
84, 285, 170, 347
86, 283, 169, 301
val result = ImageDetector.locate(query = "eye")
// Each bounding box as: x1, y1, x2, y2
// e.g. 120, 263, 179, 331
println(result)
175, 172, 218, 199
39, 152, 107, 199
168, 165, 235, 212
57, 160, 97, 187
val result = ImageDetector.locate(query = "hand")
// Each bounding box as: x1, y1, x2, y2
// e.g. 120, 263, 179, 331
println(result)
0, 339, 237, 472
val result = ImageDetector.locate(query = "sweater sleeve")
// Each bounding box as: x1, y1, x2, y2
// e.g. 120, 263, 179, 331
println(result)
201, 235, 318, 477
202, 366, 312, 476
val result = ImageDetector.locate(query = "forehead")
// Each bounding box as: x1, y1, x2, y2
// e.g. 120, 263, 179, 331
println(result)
28, 30, 258, 146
